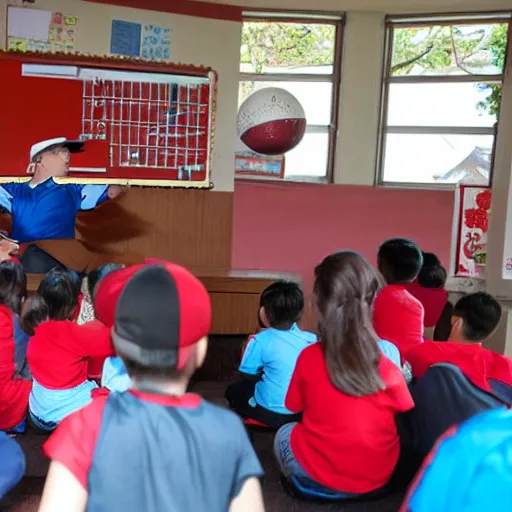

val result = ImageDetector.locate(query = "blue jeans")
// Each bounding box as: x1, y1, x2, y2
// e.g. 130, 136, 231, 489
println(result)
274, 422, 357, 500
0, 432, 25, 499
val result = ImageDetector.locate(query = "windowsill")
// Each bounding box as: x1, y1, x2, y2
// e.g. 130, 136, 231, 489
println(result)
445, 275, 486, 294
377, 181, 459, 192
235, 174, 329, 185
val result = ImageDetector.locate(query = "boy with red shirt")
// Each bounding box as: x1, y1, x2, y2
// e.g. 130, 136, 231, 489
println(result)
39, 263, 265, 512
406, 292, 512, 396
404, 253, 448, 328
374, 239, 425, 359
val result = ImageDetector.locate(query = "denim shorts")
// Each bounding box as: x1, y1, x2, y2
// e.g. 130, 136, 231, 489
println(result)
273, 422, 356, 500
29, 412, 57, 432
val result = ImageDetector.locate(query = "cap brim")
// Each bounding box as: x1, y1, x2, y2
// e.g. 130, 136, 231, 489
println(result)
62, 140, 85, 154
112, 327, 197, 371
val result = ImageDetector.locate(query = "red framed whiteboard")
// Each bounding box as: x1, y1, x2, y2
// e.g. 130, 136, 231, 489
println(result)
0, 51, 217, 188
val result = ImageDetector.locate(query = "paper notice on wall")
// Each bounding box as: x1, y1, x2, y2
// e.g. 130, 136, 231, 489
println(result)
7, 8, 78, 54
7, 7, 52, 42
48, 12, 78, 53
110, 20, 142, 56
141, 24, 171, 61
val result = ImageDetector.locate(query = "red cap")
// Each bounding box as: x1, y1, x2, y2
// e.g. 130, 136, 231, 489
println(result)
94, 264, 146, 327
95, 262, 211, 371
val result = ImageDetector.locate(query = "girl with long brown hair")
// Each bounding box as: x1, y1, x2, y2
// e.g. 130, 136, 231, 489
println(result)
274, 251, 413, 499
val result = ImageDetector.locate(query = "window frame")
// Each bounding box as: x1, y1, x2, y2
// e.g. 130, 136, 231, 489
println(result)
238, 11, 345, 183
376, 12, 512, 188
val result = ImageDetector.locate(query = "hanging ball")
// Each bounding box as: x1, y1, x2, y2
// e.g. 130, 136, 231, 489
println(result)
237, 87, 306, 156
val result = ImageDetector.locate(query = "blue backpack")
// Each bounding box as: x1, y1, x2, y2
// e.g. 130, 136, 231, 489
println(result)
402, 408, 512, 512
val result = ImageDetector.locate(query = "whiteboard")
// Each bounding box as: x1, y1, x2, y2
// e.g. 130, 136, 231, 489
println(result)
7, 6, 52, 42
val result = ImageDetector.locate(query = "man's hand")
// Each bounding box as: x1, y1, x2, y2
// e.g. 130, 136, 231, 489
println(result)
0, 238, 19, 262
107, 185, 126, 200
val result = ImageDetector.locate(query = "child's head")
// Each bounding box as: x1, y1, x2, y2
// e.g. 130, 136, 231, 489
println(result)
0, 260, 26, 315
93, 264, 145, 327
314, 251, 384, 397
113, 263, 212, 388
258, 281, 304, 330
87, 263, 125, 300
21, 269, 81, 335
417, 252, 447, 289
378, 238, 423, 284
450, 292, 502, 343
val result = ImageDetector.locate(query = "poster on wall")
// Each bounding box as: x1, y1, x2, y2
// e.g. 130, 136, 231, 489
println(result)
47, 13, 78, 53
110, 20, 141, 56
141, 25, 172, 60
7, 6, 78, 53
109, 21, 171, 61
235, 151, 285, 179
455, 185, 491, 277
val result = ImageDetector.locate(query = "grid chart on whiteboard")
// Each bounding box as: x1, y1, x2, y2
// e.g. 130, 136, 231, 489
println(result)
81, 78, 210, 178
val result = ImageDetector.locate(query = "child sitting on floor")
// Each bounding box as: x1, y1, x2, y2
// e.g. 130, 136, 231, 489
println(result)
404, 252, 451, 341
39, 262, 265, 512
0, 261, 32, 431
94, 265, 148, 392
225, 281, 317, 428
406, 292, 512, 399
275, 251, 414, 499
23, 269, 113, 430
84, 263, 125, 380
374, 238, 425, 358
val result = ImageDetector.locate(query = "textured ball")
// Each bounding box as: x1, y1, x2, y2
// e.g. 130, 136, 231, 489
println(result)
237, 87, 306, 156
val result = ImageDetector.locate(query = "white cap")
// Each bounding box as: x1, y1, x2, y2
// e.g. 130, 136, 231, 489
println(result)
30, 137, 85, 161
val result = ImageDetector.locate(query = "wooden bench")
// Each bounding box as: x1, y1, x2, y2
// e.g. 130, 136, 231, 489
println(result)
27, 269, 299, 335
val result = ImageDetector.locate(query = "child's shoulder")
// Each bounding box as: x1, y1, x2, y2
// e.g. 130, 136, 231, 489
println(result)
377, 284, 423, 311
0, 304, 13, 326
379, 353, 406, 380
293, 325, 318, 344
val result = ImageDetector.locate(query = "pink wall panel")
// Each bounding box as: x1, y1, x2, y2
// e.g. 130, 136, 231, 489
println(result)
232, 181, 454, 296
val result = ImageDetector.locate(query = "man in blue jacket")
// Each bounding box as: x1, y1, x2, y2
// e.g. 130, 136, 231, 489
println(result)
0, 137, 123, 270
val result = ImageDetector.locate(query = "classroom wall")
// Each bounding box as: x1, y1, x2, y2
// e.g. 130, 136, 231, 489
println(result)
0, 0, 458, 275
232, 181, 454, 292
0, 0, 241, 193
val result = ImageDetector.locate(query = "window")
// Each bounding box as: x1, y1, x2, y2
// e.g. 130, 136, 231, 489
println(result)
238, 12, 343, 181
378, 14, 511, 186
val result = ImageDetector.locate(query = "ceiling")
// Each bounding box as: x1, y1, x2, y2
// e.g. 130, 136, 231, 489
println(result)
206, 0, 512, 14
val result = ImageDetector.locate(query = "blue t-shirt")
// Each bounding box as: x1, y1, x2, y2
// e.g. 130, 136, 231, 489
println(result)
45, 392, 264, 512
0, 179, 109, 243
102, 356, 131, 393
378, 339, 401, 368
239, 324, 317, 415
404, 408, 512, 512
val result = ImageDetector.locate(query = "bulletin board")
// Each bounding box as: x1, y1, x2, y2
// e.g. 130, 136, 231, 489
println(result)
6, 6, 79, 53
0, 51, 217, 188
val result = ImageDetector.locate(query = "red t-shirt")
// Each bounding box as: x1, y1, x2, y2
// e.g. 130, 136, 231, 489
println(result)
86, 319, 110, 379
406, 341, 512, 392
373, 285, 425, 359
27, 320, 114, 389
0, 306, 16, 383
286, 343, 414, 494
403, 282, 448, 328
0, 305, 32, 429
